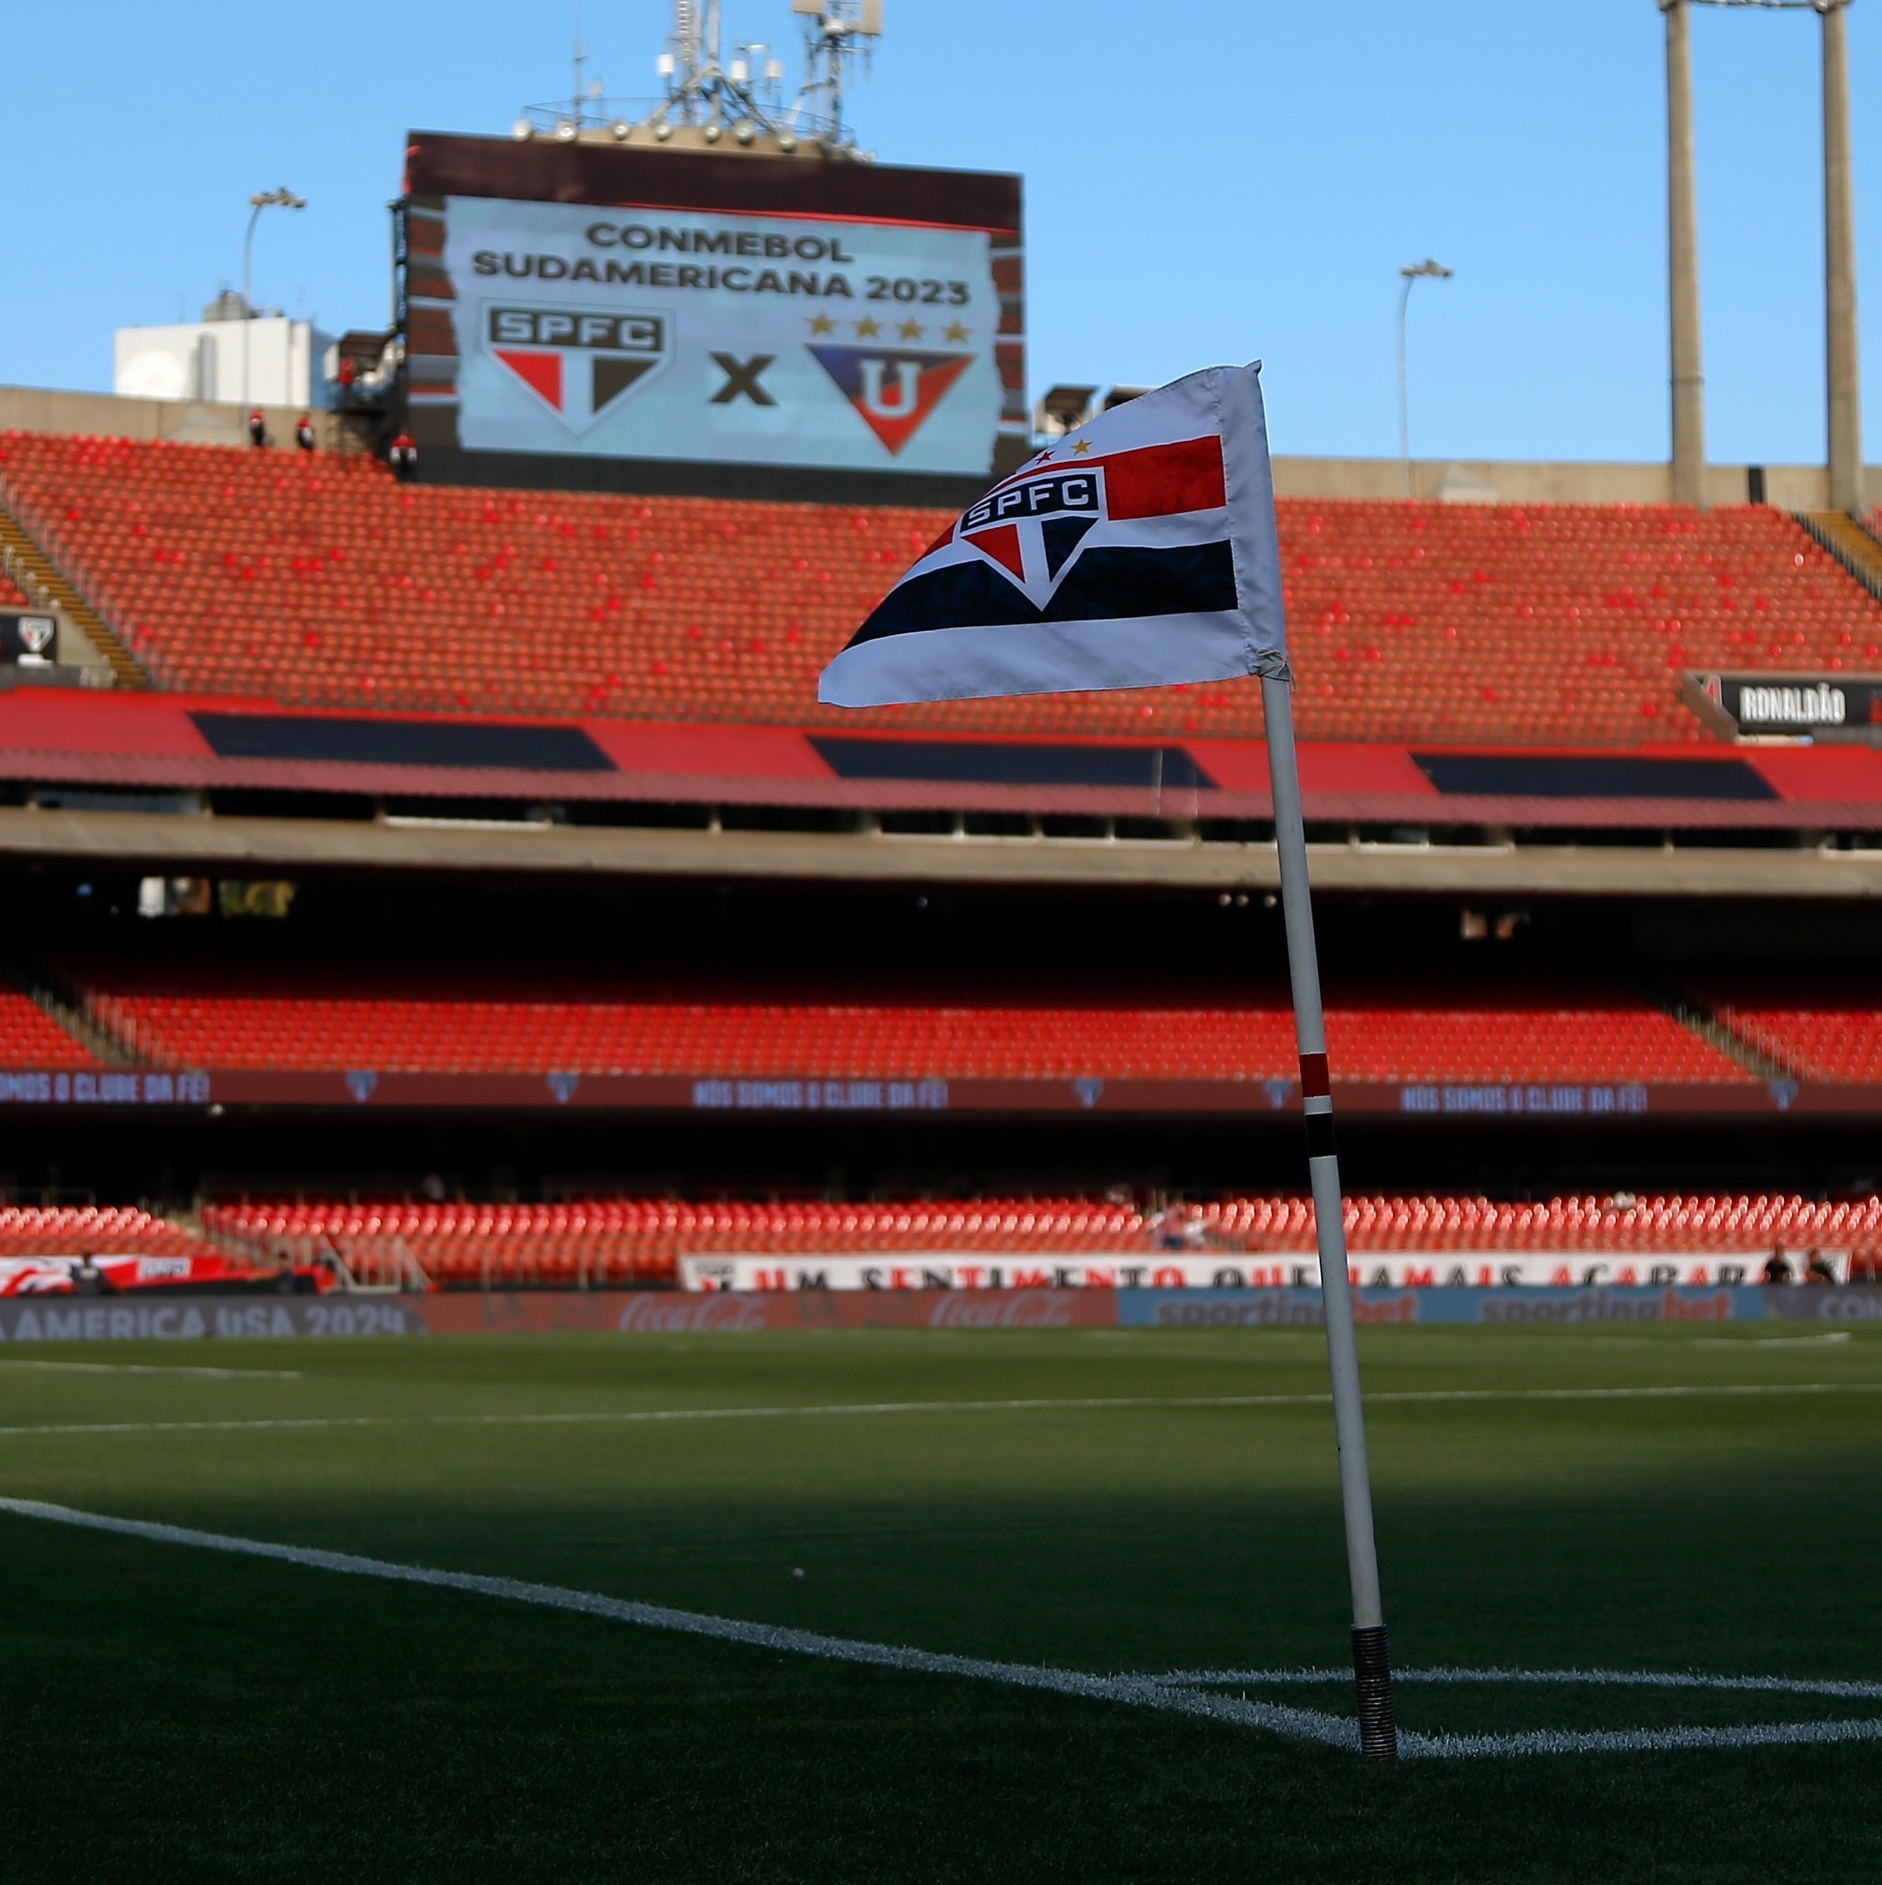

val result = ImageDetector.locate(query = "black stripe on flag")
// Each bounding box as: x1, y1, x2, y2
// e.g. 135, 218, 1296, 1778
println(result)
851, 542, 1238, 647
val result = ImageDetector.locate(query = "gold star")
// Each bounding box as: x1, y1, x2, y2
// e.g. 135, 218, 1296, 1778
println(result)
854, 316, 880, 338
807, 312, 835, 336
1070, 438, 1093, 455
898, 319, 924, 341
943, 321, 969, 344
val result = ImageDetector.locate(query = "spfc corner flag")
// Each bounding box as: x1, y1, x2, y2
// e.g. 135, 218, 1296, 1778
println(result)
818, 362, 1288, 707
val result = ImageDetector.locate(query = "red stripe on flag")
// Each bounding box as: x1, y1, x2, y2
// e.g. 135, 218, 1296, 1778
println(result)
979, 434, 1227, 518
1097, 436, 1226, 521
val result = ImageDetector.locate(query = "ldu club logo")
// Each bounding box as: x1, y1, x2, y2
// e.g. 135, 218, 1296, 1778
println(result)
485, 306, 668, 433
807, 345, 973, 456
953, 466, 1105, 608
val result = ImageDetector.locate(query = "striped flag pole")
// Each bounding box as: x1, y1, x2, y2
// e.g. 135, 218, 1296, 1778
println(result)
1261, 671, 1398, 1761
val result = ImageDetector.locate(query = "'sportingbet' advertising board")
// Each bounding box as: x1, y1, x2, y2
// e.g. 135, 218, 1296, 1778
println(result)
402, 134, 1027, 503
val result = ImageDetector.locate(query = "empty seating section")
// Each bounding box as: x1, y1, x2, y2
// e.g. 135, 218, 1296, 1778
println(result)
1279, 501, 1874, 744
202, 1193, 1882, 1288
69, 965, 1746, 1083
0, 992, 95, 1067
1201, 1193, 1882, 1254
1324, 986, 1741, 1083
1696, 979, 1882, 1082
3, 431, 1876, 744
0, 1206, 220, 1259
0, 569, 31, 609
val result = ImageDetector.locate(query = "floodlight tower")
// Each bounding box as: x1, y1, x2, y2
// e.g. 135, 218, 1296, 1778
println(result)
1822, 0, 1862, 517
1661, 0, 1864, 516
1661, 1, 1707, 508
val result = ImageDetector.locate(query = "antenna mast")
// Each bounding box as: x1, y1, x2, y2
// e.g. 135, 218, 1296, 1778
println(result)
514, 0, 884, 159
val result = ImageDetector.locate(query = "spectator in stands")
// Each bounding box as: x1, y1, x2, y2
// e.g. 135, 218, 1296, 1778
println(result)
247, 409, 267, 449
388, 431, 418, 480
295, 414, 316, 452
1805, 1249, 1838, 1286
71, 1252, 110, 1295
1761, 1246, 1794, 1285
338, 355, 357, 399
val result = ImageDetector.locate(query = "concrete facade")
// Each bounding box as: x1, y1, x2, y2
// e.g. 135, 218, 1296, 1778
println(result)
0, 382, 1870, 509
0, 805, 1877, 898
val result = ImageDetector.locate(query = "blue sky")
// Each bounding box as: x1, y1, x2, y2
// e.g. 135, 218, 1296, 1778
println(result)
6, 0, 1879, 464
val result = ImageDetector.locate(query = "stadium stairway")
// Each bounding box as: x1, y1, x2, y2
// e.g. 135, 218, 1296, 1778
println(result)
1645, 984, 1798, 1083
0, 493, 146, 688
13, 969, 134, 1067
1798, 510, 1882, 604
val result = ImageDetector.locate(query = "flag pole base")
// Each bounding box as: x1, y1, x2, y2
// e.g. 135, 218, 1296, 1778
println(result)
1352, 1625, 1399, 1760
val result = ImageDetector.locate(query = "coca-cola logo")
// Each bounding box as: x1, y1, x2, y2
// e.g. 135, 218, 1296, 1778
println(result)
616, 1295, 767, 1333
927, 1289, 1076, 1330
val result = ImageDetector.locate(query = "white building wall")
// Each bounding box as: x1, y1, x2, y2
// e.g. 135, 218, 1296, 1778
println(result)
114, 317, 330, 409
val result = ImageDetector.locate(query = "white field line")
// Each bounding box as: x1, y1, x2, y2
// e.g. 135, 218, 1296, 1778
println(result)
0, 1360, 302, 1380
1692, 1333, 1853, 1348
1410, 1718, 1882, 1757
0, 1496, 1355, 1751
1160, 1665, 1882, 1701
3, 1495, 1878, 1761
0, 1380, 1877, 1439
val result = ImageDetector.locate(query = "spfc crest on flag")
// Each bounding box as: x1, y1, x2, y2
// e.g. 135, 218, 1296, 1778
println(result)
807, 345, 974, 456
818, 362, 1291, 706
485, 306, 668, 434
954, 467, 1107, 610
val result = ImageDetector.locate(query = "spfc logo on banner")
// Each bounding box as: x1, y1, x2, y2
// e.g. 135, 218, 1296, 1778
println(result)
953, 465, 1106, 609
485, 306, 669, 434
807, 345, 973, 456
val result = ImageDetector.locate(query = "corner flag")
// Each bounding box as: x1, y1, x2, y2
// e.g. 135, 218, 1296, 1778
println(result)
818, 363, 1290, 708
818, 360, 1399, 1761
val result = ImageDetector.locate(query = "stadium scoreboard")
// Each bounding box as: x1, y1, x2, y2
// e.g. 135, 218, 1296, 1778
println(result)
400, 134, 1027, 503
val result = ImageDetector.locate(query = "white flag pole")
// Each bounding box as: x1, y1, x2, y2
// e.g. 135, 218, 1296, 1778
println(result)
1260, 671, 1398, 1761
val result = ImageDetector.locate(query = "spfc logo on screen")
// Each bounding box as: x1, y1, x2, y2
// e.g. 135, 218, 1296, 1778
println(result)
807, 346, 972, 456
485, 306, 669, 434
953, 466, 1106, 608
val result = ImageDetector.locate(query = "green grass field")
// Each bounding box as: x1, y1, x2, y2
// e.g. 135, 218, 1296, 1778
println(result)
2, 1321, 1880, 1881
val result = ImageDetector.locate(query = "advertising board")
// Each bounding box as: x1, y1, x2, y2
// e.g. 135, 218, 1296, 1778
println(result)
677, 1252, 1821, 1292
1, 1287, 1874, 1342
402, 134, 1027, 503
1686, 669, 1882, 740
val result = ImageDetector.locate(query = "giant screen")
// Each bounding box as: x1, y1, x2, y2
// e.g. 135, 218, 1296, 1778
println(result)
402, 135, 1027, 503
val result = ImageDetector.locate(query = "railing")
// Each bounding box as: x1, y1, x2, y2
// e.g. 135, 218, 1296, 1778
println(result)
206, 1227, 434, 1294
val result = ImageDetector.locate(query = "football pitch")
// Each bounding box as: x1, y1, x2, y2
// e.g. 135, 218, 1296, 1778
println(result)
3, 1321, 1879, 1881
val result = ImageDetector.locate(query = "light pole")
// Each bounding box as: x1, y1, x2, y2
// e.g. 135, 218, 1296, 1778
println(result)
1398, 258, 1453, 499
242, 188, 306, 423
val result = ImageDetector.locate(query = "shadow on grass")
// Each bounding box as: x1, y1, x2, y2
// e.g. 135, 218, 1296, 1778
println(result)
3, 1450, 1880, 1884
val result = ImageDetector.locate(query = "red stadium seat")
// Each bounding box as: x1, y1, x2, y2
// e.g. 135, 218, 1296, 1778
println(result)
4, 430, 1878, 744
0, 1205, 223, 1260
62, 963, 1748, 1084
0, 992, 98, 1068
199, 1190, 1882, 1290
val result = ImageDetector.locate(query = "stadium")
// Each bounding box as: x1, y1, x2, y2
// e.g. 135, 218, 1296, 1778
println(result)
3, 2, 1881, 1877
